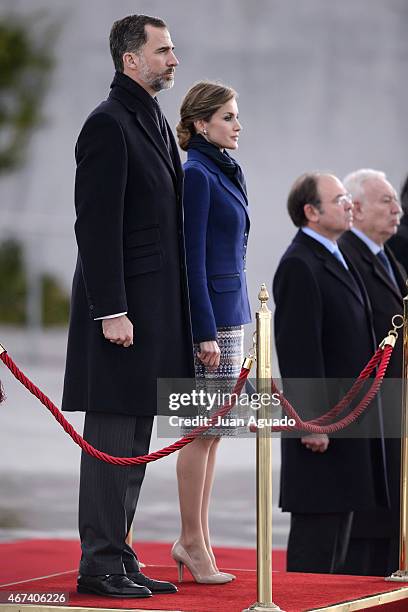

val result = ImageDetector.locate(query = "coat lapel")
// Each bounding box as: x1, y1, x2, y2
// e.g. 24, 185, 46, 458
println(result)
342, 231, 404, 301
323, 255, 365, 306
166, 117, 184, 191
133, 109, 177, 182
385, 245, 407, 297
295, 231, 365, 305
109, 87, 177, 184
370, 254, 402, 299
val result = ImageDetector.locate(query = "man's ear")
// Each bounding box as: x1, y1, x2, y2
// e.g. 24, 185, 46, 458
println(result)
122, 52, 139, 72
304, 203, 320, 223
352, 198, 364, 221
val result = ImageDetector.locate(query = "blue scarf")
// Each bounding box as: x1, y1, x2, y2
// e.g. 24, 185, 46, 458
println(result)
188, 134, 247, 201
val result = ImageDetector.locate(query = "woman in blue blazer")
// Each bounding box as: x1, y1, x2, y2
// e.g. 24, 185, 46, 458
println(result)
171, 82, 251, 584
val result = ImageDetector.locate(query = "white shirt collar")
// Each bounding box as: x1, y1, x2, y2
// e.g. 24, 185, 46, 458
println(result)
301, 227, 338, 254
351, 228, 382, 255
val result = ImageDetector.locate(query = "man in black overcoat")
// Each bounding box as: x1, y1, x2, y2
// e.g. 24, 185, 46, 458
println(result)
388, 174, 408, 273
340, 169, 406, 575
62, 15, 194, 598
273, 172, 390, 575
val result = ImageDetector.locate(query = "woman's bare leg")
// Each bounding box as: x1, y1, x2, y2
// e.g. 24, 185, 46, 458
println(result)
201, 437, 221, 568
176, 437, 218, 575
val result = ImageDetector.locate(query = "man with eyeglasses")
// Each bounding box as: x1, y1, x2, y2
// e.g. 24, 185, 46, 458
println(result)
339, 169, 406, 576
273, 172, 390, 575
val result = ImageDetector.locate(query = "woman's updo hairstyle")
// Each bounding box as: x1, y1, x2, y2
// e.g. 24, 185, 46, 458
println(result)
176, 81, 237, 151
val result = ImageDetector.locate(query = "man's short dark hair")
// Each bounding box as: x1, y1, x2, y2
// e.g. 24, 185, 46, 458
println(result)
287, 173, 322, 227
110, 14, 167, 72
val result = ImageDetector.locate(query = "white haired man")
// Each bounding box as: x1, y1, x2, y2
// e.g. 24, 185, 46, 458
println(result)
339, 168, 406, 575
388, 174, 408, 273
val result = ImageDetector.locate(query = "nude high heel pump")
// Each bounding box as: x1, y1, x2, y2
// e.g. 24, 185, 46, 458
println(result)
208, 549, 236, 580
171, 541, 233, 584
175, 557, 184, 582
219, 571, 236, 580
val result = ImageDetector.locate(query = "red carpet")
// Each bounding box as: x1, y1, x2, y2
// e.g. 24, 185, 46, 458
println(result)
0, 540, 279, 583
1, 539, 408, 612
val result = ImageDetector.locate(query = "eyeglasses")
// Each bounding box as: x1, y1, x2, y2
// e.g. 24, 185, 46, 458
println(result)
315, 193, 353, 207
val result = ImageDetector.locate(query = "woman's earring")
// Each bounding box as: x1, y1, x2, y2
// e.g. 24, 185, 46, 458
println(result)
203, 129, 208, 135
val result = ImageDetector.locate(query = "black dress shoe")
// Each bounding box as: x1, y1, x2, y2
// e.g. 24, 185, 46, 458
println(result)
77, 574, 152, 598
127, 570, 178, 594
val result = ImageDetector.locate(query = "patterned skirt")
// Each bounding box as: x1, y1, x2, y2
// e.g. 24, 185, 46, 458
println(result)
182, 325, 245, 437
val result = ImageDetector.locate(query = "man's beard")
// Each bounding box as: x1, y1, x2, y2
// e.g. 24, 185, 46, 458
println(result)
139, 54, 174, 92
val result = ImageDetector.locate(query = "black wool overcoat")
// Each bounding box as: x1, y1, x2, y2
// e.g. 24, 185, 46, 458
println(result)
388, 220, 408, 275
62, 72, 194, 416
340, 230, 407, 539
339, 232, 406, 380
273, 230, 389, 513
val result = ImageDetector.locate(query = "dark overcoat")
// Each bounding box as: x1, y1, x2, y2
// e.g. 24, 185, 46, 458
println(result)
339, 230, 407, 541
388, 219, 408, 274
339, 232, 406, 379
62, 72, 194, 416
273, 230, 388, 513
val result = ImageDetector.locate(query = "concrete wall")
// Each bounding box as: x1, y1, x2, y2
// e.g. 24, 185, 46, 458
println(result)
1, 0, 407, 321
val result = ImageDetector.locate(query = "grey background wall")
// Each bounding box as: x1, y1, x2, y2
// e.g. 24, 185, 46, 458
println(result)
1, 0, 407, 326
0, 0, 407, 546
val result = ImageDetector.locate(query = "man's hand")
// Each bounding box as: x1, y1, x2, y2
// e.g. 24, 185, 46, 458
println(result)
102, 315, 133, 348
197, 340, 221, 369
301, 433, 329, 453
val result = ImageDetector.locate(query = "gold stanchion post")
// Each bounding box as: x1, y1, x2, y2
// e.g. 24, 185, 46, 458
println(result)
243, 284, 283, 612
386, 291, 408, 582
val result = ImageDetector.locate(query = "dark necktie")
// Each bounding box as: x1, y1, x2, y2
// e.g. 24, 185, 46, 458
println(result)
377, 250, 398, 287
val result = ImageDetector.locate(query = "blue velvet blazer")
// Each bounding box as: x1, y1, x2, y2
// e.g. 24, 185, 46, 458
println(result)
183, 148, 251, 343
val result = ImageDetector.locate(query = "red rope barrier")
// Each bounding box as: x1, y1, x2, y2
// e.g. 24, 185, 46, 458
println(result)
300, 345, 385, 426
0, 338, 394, 463
270, 344, 393, 433
0, 351, 250, 465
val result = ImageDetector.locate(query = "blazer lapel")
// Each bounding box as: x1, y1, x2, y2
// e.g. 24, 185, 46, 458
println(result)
187, 150, 249, 220
216, 171, 249, 212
